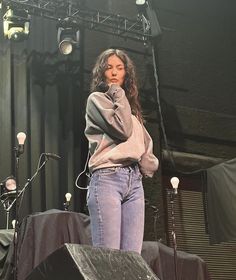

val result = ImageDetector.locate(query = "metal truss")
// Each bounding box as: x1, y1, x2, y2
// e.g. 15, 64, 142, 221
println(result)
1, 0, 152, 42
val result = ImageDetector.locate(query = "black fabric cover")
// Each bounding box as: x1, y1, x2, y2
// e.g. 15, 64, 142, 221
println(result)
16, 209, 91, 280
0, 230, 14, 280
207, 158, 236, 244
26, 243, 159, 280
142, 241, 210, 280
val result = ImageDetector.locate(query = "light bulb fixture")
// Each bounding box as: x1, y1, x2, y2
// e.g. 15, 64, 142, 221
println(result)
170, 177, 180, 195
65, 192, 72, 202
17, 132, 26, 145
57, 26, 80, 55
15, 131, 26, 156
64, 192, 72, 211
3, 8, 30, 42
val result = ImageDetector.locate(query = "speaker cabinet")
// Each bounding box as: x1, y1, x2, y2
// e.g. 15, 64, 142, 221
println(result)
26, 243, 159, 280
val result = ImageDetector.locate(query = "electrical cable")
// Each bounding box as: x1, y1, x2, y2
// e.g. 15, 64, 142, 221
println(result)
75, 151, 90, 190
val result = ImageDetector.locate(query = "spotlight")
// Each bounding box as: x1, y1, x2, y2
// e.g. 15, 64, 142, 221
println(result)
3, 8, 30, 41
136, 0, 146, 6
0, 175, 16, 196
5, 176, 16, 192
136, 0, 161, 38
136, 0, 147, 15
57, 26, 80, 55
145, 2, 161, 38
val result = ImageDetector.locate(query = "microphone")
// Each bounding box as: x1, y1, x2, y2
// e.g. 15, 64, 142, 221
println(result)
97, 82, 109, 93
64, 192, 72, 211
170, 177, 180, 195
44, 153, 61, 160
16, 132, 26, 157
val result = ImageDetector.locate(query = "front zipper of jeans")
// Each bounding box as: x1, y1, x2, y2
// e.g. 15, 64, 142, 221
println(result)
123, 170, 132, 198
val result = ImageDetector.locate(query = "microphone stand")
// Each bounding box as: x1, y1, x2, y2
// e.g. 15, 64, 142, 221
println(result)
2, 199, 14, 229
14, 156, 50, 205
168, 190, 178, 280
63, 193, 72, 211
12, 153, 50, 280
63, 201, 70, 211
13, 147, 22, 280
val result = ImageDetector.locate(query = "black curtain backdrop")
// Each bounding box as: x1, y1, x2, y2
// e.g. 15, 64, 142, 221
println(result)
207, 158, 236, 244
0, 16, 88, 229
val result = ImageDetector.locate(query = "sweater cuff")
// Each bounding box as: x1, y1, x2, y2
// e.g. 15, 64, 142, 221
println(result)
107, 84, 124, 100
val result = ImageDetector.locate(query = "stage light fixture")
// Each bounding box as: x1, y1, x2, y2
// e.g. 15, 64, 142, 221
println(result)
136, 0, 146, 6
3, 8, 30, 41
136, 0, 161, 38
57, 26, 80, 55
0, 175, 16, 196
5, 176, 16, 192
136, 0, 146, 15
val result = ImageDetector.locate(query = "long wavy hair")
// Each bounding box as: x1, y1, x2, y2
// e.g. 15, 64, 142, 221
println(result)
90, 49, 143, 123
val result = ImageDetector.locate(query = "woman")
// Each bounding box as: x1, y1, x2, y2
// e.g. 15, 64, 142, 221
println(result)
85, 49, 159, 254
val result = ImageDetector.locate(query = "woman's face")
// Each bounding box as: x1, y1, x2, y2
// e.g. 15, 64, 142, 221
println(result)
104, 54, 126, 87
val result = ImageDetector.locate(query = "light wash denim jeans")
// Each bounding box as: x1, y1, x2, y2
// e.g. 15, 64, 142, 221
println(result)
87, 164, 144, 254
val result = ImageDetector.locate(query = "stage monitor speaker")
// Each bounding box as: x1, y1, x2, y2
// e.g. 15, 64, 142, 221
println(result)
26, 243, 159, 280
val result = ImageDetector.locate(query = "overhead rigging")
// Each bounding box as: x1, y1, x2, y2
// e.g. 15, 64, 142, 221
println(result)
0, 0, 159, 43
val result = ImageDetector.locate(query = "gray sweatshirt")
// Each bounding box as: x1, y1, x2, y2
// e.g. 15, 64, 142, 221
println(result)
85, 84, 159, 177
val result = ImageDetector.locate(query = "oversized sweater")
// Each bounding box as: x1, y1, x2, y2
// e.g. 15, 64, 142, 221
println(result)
84, 84, 159, 177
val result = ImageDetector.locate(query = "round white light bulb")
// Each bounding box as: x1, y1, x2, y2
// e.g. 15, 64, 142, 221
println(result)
65, 192, 72, 202
17, 132, 26, 145
170, 177, 180, 194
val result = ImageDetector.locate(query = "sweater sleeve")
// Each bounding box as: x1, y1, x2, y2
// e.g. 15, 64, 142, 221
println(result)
139, 126, 159, 177
86, 84, 133, 141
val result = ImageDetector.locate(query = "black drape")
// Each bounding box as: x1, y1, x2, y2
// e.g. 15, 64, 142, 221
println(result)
207, 158, 236, 244
0, 16, 88, 229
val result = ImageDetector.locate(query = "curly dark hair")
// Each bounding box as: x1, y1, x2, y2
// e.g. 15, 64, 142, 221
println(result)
90, 49, 143, 123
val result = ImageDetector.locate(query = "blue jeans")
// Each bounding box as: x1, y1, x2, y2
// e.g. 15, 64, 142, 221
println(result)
87, 164, 144, 254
